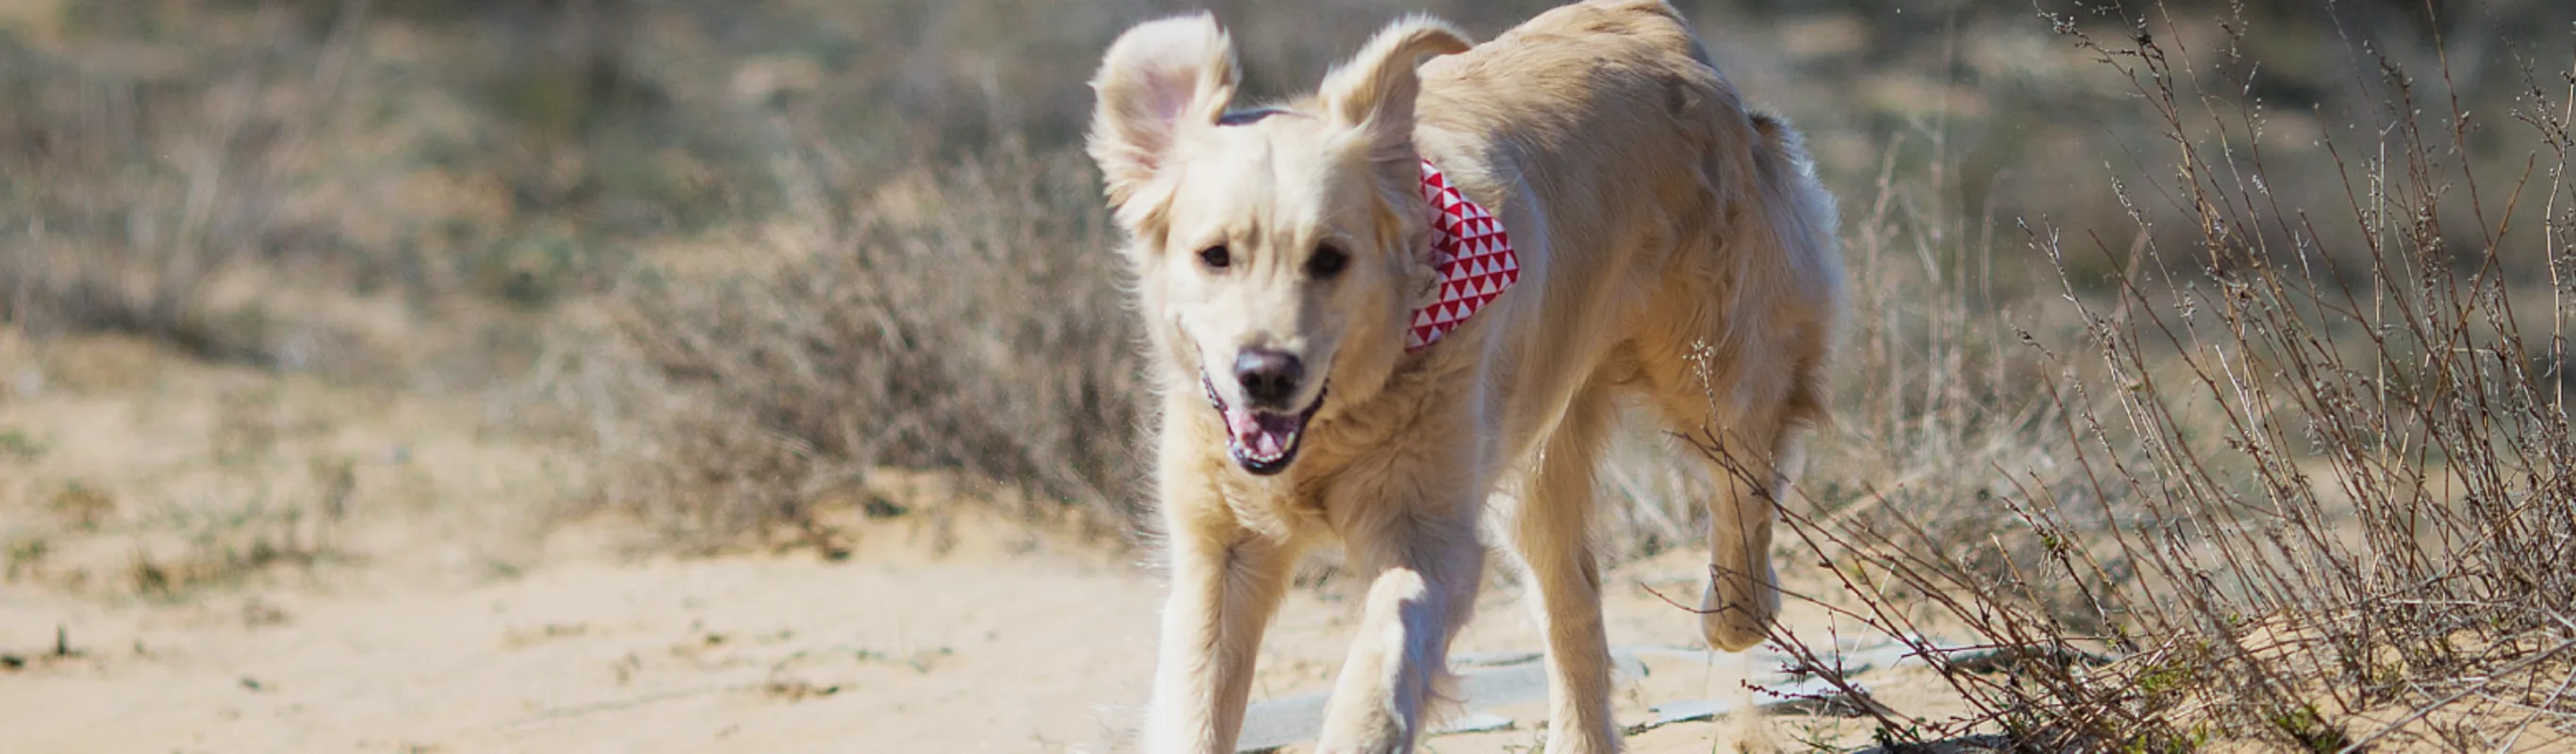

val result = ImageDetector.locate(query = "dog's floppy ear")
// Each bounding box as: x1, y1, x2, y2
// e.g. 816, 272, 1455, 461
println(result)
1087, 13, 1238, 210
1318, 17, 1470, 163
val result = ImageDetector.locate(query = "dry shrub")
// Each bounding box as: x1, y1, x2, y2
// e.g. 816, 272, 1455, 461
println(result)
1753, 5, 2576, 750
590, 145, 1145, 545
0, 1, 766, 385
0, 8, 338, 365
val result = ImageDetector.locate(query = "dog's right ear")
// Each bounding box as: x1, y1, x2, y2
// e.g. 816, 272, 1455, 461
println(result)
1087, 13, 1238, 213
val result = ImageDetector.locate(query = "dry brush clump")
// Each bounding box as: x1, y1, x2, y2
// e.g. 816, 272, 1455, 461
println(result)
586, 144, 1148, 546
1748, 6, 2576, 750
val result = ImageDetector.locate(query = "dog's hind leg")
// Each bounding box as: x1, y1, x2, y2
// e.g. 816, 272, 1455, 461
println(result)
1682, 410, 1790, 652
1143, 482, 1298, 752
1643, 357, 1797, 652
1647, 108, 1835, 653
1511, 383, 1623, 753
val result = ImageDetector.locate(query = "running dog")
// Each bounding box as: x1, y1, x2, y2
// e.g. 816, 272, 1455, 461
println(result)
1085, 2, 1842, 750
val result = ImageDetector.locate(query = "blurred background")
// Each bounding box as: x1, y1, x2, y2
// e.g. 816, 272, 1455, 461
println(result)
2, 1, 2573, 750
4, 0, 2565, 546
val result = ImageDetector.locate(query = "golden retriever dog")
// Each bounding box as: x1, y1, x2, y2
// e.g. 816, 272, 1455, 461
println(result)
1084, 1, 1842, 751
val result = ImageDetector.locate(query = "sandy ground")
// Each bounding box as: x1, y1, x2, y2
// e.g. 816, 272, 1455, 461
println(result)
0, 520, 1966, 753
0, 336, 1965, 752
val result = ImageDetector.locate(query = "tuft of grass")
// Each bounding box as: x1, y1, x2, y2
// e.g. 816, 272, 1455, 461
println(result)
0, 426, 43, 460
124, 487, 345, 600
46, 481, 112, 530
4, 535, 48, 582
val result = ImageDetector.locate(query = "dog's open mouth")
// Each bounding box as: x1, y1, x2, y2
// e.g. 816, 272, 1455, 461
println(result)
1201, 375, 1327, 476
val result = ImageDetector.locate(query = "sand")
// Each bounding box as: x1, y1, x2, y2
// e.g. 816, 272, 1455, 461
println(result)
0, 336, 1962, 752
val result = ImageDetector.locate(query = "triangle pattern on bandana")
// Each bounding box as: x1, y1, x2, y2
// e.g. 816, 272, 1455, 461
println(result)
1406, 159, 1520, 352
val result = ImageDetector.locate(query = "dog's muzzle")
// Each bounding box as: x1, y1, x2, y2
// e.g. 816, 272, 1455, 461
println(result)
1201, 373, 1326, 476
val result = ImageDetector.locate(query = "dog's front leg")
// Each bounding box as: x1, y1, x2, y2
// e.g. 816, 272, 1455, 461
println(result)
1313, 496, 1483, 753
1143, 497, 1296, 753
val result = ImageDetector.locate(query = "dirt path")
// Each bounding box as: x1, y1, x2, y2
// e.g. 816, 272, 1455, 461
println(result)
1, 506, 1971, 752
1, 521, 1160, 751
0, 337, 1962, 752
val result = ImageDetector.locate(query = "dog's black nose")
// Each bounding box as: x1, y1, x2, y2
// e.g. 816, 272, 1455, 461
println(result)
1233, 350, 1303, 408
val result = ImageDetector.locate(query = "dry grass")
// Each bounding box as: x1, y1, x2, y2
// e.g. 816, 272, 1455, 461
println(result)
1742, 5, 2576, 750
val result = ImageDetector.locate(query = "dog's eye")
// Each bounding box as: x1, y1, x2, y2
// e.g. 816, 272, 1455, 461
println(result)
1306, 243, 1348, 279
1197, 245, 1231, 270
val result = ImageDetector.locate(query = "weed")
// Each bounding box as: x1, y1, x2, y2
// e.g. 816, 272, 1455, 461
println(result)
4, 535, 48, 582
46, 482, 112, 530
0, 426, 43, 460
2266, 703, 2350, 754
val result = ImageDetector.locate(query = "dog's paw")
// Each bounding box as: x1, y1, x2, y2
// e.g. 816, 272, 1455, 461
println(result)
1698, 572, 1778, 652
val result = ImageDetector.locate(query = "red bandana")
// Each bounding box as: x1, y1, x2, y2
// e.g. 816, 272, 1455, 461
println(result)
1407, 160, 1519, 352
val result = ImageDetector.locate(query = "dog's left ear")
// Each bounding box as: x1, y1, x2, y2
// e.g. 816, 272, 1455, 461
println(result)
1318, 17, 1471, 164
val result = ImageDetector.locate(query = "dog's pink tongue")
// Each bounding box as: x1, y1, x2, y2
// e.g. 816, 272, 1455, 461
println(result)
1226, 407, 1263, 442
1225, 408, 1294, 457
1248, 426, 1288, 456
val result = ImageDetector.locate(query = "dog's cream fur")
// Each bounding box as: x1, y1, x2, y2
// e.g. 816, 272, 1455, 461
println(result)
1086, 2, 1843, 751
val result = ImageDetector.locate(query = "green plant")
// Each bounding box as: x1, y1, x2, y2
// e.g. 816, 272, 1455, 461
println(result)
0, 426, 43, 460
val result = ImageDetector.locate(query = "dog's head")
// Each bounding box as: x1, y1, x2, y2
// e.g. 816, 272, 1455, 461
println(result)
1087, 15, 1469, 476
